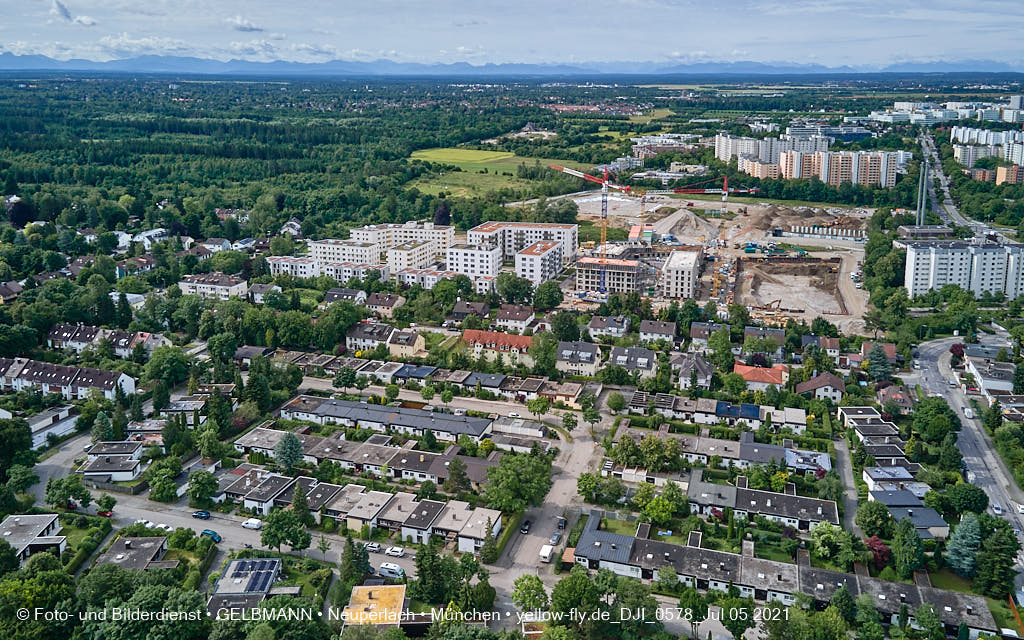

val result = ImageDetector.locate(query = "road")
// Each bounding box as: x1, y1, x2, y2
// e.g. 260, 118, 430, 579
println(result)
900, 332, 1024, 533
920, 133, 1011, 241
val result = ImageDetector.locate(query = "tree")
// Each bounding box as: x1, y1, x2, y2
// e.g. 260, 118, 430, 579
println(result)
607, 392, 625, 413
644, 495, 674, 526
864, 536, 891, 571
420, 386, 435, 403
550, 312, 579, 342
333, 366, 357, 393
443, 457, 471, 494
385, 384, 400, 401
721, 596, 755, 640
512, 574, 548, 611
1014, 363, 1024, 394
831, 585, 855, 622
275, 431, 303, 473
810, 522, 844, 558
77, 484, 110, 515
582, 407, 600, 432
6, 464, 38, 493
974, 524, 1020, 598
262, 509, 310, 552
984, 399, 1004, 433
152, 380, 170, 413
45, 474, 91, 508
891, 518, 924, 579
527, 396, 551, 420
947, 483, 988, 514
946, 512, 981, 577
550, 566, 602, 636
855, 501, 894, 538
479, 519, 499, 564
561, 412, 577, 432
340, 535, 368, 586
865, 344, 893, 381
91, 411, 115, 443
655, 564, 680, 594
185, 470, 218, 506
315, 535, 331, 563
533, 281, 564, 311
678, 587, 708, 640
148, 475, 178, 502
708, 328, 734, 372
441, 389, 454, 406
482, 452, 552, 512
292, 481, 314, 526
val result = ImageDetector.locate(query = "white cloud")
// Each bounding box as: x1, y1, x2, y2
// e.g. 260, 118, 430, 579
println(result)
98, 33, 193, 57
226, 15, 263, 32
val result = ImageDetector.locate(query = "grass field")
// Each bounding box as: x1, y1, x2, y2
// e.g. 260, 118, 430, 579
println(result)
629, 108, 674, 124
409, 148, 589, 197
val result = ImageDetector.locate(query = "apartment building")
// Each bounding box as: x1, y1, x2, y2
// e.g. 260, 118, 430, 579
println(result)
446, 243, 502, 279
660, 250, 700, 299
265, 256, 321, 279
575, 257, 640, 294
349, 221, 455, 259
904, 240, 1024, 298
996, 165, 1024, 185
460, 329, 533, 367
515, 240, 563, 285
779, 150, 901, 188
737, 156, 781, 179
467, 221, 578, 263
714, 133, 829, 164
387, 240, 437, 272
307, 239, 380, 265
177, 273, 248, 300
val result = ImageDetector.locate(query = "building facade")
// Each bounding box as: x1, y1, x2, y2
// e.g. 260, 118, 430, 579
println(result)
660, 250, 700, 299
446, 244, 502, 279
515, 240, 563, 285
467, 221, 578, 263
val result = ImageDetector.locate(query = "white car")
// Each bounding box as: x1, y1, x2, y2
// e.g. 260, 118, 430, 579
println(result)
993, 504, 1004, 516
134, 519, 154, 528
508, 412, 521, 418
364, 542, 382, 553
1016, 503, 1024, 514
242, 518, 263, 530
385, 546, 406, 558
155, 523, 173, 533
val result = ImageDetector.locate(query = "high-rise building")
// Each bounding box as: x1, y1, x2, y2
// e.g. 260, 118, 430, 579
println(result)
996, 165, 1024, 186
904, 240, 1024, 298
446, 244, 502, 279
779, 151, 901, 187
660, 250, 701, 299
467, 222, 578, 263
349, 221, 454, 259
515, 241, 563, 285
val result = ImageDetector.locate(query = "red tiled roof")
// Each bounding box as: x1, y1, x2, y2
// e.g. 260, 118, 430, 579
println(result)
733, 362, 788, 385
461, 329, 532, 353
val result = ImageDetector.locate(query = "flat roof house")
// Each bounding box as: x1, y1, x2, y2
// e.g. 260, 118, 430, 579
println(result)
97, 536, 179, 571
0, 514, 66, 565
401, 499, 446, 544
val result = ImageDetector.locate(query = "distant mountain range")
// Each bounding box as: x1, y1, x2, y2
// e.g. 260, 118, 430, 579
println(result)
0, 52, 1022, 76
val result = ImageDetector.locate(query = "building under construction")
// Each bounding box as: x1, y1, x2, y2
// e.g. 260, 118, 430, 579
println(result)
575, 257, 642, 294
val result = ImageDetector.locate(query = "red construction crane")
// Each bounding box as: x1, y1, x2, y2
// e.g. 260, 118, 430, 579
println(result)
644, 175, 760, 197
550, 164, 630, 292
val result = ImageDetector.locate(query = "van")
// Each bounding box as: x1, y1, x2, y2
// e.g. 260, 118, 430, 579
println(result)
379, 563, 405, 579
539, 544, 555, 563
242, 518, 263, 530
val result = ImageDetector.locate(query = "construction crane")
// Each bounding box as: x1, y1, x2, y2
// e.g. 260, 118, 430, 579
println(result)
550, 164, 630, 292
644, 175, 760, 200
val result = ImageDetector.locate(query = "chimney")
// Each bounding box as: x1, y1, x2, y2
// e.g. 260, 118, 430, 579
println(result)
966, 605, 973, 615
125, 539, 132, 549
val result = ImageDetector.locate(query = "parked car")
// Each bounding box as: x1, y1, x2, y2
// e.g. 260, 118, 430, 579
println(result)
557, 517, 567, 530
97, 511, 113, 517
520, 520, 532, 535
993, 504, 1004, 516
508, 412, 521, 418
242, 518, 263, 530
549, 532, 562, 545
201, 529, 222, 543
1017, 503, 1024, 514
378, 563, 405, 579
134, 518, 154, 528
364, 542, 382, 553
155, 523, 174, 532
192, 511, 211, 520
385, 546, 405, 557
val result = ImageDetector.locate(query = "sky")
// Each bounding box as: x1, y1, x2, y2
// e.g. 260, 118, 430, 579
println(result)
2, 0, 1024, 67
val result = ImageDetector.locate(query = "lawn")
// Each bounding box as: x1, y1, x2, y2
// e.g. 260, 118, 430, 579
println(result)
408, 148, 589, 197
928, 569, 972, 592
578, 220, 628, 243
629, 108, 674, 125
601, 517, 639, 537
987, 597, 1018, 633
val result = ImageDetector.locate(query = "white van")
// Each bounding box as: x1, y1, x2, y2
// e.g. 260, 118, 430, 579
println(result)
242, 518, 263, 530
539, 544, 555, 563
379, 562, 405, 579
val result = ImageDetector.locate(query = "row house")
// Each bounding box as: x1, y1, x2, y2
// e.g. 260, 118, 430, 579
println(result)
47, 323, 170, 358
0, 357, 136, 400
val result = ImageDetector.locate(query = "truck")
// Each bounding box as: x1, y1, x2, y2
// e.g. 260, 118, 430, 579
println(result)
539, 544, 555, 563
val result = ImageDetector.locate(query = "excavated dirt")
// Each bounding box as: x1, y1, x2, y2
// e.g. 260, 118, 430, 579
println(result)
750, 205, 867, 232
735, 257, 844, 315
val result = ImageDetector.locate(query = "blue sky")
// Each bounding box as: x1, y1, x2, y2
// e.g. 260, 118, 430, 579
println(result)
2, 0, 1023, 65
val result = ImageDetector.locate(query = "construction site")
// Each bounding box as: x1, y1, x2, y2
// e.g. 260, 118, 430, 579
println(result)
546, 166, 872, 332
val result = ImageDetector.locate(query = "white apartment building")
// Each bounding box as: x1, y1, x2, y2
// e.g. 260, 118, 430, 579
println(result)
446, 244, 502, 279
307, 239, 380, 265
387, 240, 437, 272
714, 133, 829, 164
349, 221, 455, 259
953, 144, 996, 168
904, 241, 1024, 298
515, 241, 563, 285
265, 256, 322, 279
178, 273, 248, 300
467, 221, 578, 263
660, 250, 701, 299
321, 262, 390, 283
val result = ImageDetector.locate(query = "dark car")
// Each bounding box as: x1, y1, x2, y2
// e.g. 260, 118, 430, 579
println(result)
201, 529, 222, 543
557, 517, 567, 530
519, 520, 532, 535
192, 511, 211, 520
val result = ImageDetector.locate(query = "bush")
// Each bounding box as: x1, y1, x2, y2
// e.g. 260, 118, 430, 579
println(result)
65, 548, 91, 572
322, 517, 336, 533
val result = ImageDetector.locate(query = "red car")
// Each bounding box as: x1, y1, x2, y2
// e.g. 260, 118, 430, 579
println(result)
97, 511, 113, 517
